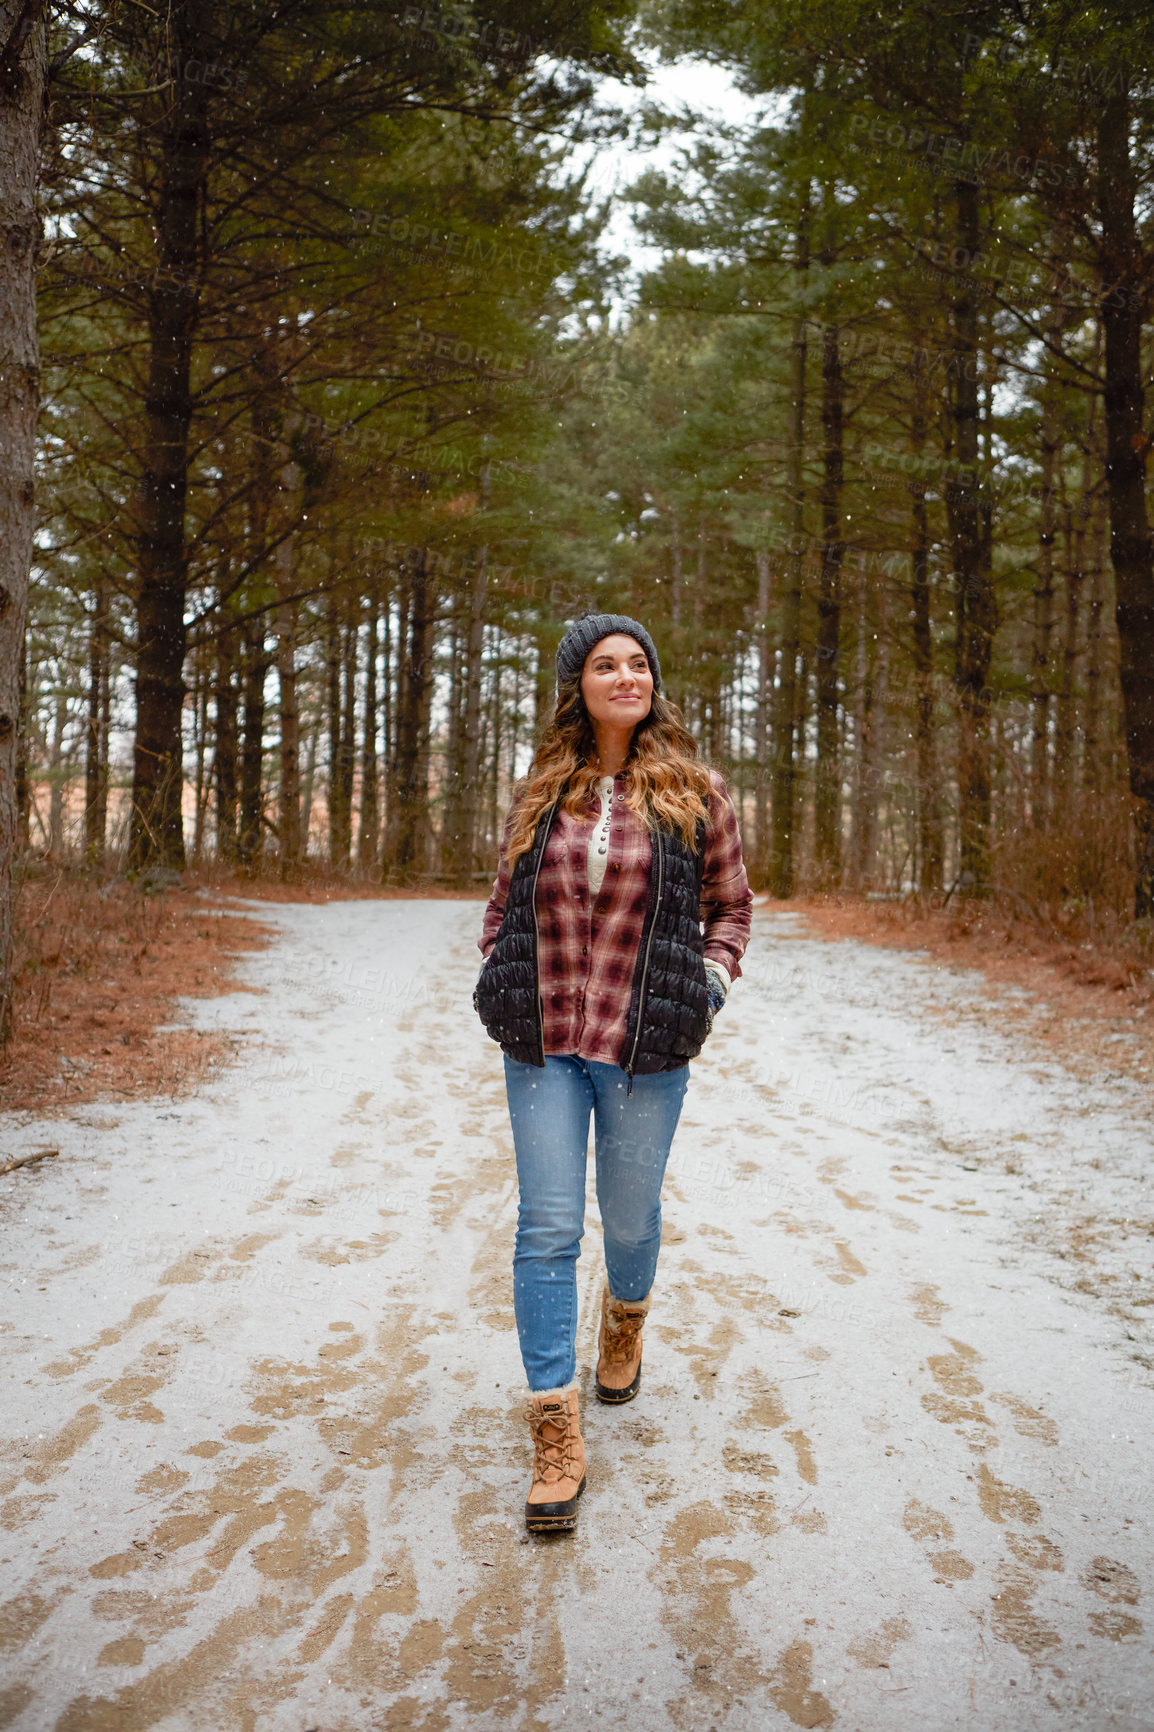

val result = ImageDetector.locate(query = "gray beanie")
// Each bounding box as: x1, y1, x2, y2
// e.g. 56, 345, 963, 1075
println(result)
555, 612, 662, 693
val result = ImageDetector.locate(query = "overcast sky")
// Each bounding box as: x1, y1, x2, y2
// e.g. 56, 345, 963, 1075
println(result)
575, 57, 766, 308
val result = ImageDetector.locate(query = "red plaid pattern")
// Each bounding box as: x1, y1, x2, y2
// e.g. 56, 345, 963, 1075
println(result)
480, 768, 752, 1067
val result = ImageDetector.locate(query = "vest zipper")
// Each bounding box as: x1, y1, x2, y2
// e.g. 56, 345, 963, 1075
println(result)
529, 796, 559, 1067
625, 826, 664, 1095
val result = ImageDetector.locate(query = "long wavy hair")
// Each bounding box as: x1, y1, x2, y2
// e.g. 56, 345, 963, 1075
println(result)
501, 667, 713, 869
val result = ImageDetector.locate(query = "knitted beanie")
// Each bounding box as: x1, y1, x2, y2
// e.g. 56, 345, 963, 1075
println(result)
555, 612, 662, 693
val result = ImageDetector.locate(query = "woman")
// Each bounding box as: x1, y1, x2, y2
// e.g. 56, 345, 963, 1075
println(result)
474, 612, 752, 1533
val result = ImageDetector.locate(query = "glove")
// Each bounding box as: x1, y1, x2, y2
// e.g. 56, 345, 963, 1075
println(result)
704, 964, 728, 1033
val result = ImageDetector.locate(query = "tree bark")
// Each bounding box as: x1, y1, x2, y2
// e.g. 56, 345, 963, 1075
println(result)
1055, 412, 1096, 805
1084, 528, 1106, 789
192, 650, 210, 861
85, 574, 110, 865
815, 320, 843, 884
382, 570, 410, 869
1030, 256, 1064, 828
946, 173, 996, 895
754, 549, 772, 888
770, 200, 810, 899
300, 700, 320, 856
275, 461, 300, 877
339, 595, 357, 865
238, 616, 266, 870
358, 589, 379, 874
0, 0, 44, 1038
849, 576, 887, 889
440, 601, 467, 875
129, 0, 213, 870
393, 550, 434, 878
47, 690, 66, 859
327, 593, 349, 869
443, 542, 488, 881
213, 618, 239, 864
909, 382, 942, 893
459, 545, 488, 876
1097, 88, 1154, 916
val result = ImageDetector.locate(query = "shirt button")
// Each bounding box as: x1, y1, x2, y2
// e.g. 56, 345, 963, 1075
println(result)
581, 945, 588, 955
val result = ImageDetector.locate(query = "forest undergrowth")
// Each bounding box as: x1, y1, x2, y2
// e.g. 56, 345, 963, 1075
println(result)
800, 887, 1154, 1092
0, 869, 271, 1115
3, 840, 1151, 1115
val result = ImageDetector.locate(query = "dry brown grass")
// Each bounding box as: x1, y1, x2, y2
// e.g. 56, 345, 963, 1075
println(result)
1, 868, 273, 1113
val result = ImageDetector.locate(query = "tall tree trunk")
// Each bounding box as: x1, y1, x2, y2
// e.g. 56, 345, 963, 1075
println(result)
16, 640, 28, 853
383, 571, 410, 868
770, 198, 810, 898
487, 645, 502, 862
754, 549, 772, 887
378, 578, 392, 863
276, 596, 300, 876
339, 596, 357, 864
440, 602, 467, 874
47, 691, 66, 858
909, 386, 942, 892
1055, 416, 1096, 805
275, 460, 300, 877
300, 700, 320, 856
850, 577, 886, 888
0, 0, 44, 1037
129, 0, 213, 870
393, 551, 434, 877
327, 594, 349, 868
1097, 88, 1154, 916
192, 650, 210, 861
460, 544, 488, 877
1030, 261, 1064, 828
1084, 530, 1106, 792
532, 621, 556, 736
815, 320, 844, 884
213, 615, 239, 864
238, 617, 266, 870
946, 174, 996, 895
444, 543, 488, 880
358, 590, 379, 873
85, 574, 110, 865
794, 646, 811, 877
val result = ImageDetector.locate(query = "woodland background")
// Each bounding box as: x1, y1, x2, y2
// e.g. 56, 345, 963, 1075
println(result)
3, 0, 1154, 1041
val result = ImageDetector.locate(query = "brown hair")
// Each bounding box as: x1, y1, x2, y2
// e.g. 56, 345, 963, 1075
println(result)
501, 669, 713, 869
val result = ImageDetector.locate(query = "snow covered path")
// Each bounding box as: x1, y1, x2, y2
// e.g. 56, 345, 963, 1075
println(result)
2, 899, 1152, 1731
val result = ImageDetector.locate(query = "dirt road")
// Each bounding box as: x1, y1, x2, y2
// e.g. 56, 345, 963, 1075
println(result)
2, 899, 1151, 1730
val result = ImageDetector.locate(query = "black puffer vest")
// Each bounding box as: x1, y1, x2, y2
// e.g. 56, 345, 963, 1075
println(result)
474, 793, 711, 1085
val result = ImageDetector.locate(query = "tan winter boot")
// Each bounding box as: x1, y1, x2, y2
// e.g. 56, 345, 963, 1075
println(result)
524, 1383, 586, 1533
594, 1286, 650, 1404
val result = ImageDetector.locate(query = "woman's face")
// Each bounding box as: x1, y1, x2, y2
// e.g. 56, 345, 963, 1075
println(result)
580, 634, 654, 732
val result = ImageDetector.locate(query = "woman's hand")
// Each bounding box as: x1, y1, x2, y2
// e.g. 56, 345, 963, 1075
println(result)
704, 964, 728, 1033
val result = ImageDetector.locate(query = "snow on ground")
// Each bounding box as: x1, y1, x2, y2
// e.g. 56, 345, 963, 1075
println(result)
1, 900, 1151, 1731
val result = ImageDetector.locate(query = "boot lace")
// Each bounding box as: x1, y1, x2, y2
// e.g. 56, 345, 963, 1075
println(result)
602, 1300, 647, 1368
526, 1399, 578, 1486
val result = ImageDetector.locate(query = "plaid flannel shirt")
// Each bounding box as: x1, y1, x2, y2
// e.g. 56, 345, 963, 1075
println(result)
480, 768, 752, 1067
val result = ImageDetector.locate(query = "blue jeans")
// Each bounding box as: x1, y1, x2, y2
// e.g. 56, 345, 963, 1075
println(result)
503, 1053, 690, 1391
